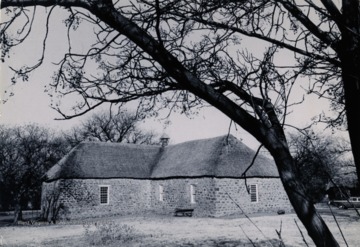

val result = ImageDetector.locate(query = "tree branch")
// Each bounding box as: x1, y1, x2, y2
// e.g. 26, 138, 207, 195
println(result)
278, 0, 340, 52
1, 0, 92, 9
320, 0, 343, 28
180, 15, 341, 67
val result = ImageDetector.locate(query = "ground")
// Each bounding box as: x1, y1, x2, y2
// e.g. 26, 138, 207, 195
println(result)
0, 206, 359, 246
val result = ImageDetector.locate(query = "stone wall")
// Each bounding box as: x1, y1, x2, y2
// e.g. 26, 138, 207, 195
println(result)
214, 178, 293, 216
42, 178, 151, 220
41, 177, 292, 220
150, 178, 216, 217
149, 177, 292, 217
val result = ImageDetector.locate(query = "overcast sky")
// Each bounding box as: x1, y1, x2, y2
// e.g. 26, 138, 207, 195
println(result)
0, 5, 348, 149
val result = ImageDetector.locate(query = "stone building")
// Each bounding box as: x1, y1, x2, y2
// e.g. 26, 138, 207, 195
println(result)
41, 135, 292, 220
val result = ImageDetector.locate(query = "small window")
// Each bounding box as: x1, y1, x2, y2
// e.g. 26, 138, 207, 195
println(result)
100, 186, 109, 205
190, 185, 196, 204
250, 184, 258, 203
159, 185, 164, 202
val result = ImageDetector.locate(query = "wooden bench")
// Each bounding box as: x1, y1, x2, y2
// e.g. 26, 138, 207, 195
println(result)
174, 208, 194, 217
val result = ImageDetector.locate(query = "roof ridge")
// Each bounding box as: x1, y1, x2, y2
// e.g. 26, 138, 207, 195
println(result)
168, 134, 233, 147
79, 134, 234, 148
79, 140, 161, 149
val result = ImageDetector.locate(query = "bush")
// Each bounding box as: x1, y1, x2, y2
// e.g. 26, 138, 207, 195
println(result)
84, 221, 137, 246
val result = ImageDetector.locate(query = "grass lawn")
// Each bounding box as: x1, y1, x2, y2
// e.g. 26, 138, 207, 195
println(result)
0, 207, 359, 247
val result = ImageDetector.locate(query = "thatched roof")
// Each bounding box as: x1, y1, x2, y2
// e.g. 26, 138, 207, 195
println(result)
45, 135, 279, 181
45, 142, 160, 181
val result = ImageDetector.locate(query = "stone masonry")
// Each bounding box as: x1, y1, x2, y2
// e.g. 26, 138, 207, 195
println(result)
42, 178, 151, 220
42, 177, 292, 219
214, 178, 293, 216
150, 178, 216, 217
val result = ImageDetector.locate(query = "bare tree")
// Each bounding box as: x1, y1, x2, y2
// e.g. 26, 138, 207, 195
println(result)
289, 130, 356, 202
2, 1, 359, 245
0, 124, 69, 224
65, 110, 158, 146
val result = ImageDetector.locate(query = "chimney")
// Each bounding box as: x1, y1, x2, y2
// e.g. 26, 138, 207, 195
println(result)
160, 133, 170, 147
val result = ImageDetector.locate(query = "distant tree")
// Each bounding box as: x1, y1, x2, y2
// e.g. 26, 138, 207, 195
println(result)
65, 110, 158, 146
332, 158, 358, 188
289, 131, 355, 202
0, 124, 69, 224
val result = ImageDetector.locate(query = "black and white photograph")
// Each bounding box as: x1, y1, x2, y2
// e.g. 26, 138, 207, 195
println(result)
0, 0, 359, 246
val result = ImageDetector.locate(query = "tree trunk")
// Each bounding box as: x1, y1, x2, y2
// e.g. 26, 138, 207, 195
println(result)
265, 133, 339, 247
342, 59, 360, 188
339, 0, 360, 188
13, 197, 22, 224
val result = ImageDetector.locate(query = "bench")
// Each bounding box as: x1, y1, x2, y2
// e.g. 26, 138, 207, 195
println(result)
174, 208, 194, 217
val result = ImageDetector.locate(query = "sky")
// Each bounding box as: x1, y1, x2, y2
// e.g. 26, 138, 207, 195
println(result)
0, 74, 262, 148
0, 4, 348, 150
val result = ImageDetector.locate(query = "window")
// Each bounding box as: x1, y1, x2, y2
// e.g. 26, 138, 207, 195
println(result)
249, 184, 258, 203
190, 184, 196, 204
159, 185, 164, 202
100, 185, 109, 205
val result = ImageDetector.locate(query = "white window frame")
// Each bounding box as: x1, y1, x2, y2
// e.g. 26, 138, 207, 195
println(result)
249, 184, 258, 203
190, 184, 196, 204
99, 185, 110, 205
159, 184, 164, 202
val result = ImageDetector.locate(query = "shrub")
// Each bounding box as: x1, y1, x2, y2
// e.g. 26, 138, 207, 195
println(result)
84, 221, 137, 246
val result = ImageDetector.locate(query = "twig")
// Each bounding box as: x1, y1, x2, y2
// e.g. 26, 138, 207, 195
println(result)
226, 120, 233, 144
275, 220, 286, 247
327, 203, 349, 247
294, 219, 310, 247
241, 144, 264, 194
225, 191, 274, 247
239, 223, 257, 247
